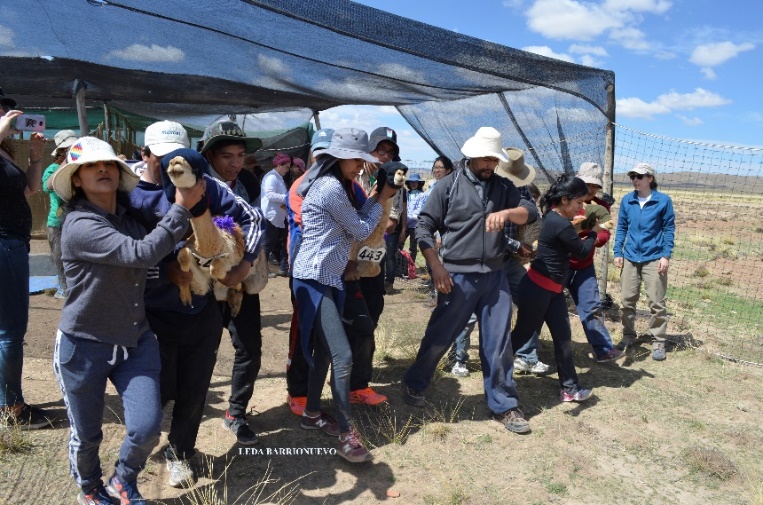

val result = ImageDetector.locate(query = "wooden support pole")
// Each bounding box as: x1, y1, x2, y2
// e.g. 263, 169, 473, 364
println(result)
73, 80, 88, 136
598, 83, 616, 299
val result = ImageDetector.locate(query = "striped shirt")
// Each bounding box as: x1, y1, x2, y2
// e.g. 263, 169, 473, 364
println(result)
292, 175, 382, 288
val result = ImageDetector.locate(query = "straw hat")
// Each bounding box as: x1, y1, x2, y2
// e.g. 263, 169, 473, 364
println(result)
51, 137, 138, 201
495, 148, 536, 187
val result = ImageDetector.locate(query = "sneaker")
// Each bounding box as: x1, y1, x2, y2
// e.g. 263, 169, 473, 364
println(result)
54, 289, 66, 299
222, 410, 259, 445
400, 383, 426, 408
349, 387, 388, 406
106, 474, 145, 504
450, 362, 470, 377
652, 342, 667, 361
560, 388, 593, 402
166, 458, 196, 489
529, 361, 551, 375
383, 282, 394, 293
492, 408, 531, 434
1, 403, 55, 430
77, 486, 115, 505
287, 395, 307, 416
514, 358, 551, 375
337, 428, 373, 463
277, 269, 289, 277
596, 348, 625, 363
300, 411, 340, 437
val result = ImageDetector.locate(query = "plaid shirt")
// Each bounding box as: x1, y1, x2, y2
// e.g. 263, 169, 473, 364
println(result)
504, 184, 537, 252
292, 175, 382, 288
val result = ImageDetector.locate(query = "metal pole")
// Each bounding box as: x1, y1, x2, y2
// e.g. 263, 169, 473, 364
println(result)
73, 80, 88, 135
313, 110, 321, 130
598, 82, 616, 298
103, 102, 111, 142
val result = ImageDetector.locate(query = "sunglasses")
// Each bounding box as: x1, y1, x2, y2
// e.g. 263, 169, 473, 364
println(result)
629, 173, 646, 180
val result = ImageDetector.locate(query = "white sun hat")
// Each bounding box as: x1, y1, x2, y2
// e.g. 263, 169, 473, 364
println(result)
460, 127, 509, 162
51, 136, 138, 201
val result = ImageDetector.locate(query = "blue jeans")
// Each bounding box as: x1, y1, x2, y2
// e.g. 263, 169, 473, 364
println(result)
53, 331, 162, 492
449, 313, 477, 364
306, 285, 353, 433
567, 265, 615, 358
0, 236, 29, 407
404, 270, 520, 414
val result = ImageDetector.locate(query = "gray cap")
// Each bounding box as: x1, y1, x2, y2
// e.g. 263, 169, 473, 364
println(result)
368, 127, 398, 154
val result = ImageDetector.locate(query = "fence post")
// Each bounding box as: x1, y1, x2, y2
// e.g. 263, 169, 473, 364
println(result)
599, 83, 616, 299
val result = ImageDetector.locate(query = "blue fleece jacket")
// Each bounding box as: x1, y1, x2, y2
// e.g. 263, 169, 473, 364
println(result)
613, 189, 675, 263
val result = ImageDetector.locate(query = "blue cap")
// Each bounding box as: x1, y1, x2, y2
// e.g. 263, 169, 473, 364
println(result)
311, 128, 334, 151
407, 173, 422, 183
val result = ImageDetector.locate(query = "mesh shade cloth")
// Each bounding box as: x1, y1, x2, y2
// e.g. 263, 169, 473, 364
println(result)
1, 0, 614, 180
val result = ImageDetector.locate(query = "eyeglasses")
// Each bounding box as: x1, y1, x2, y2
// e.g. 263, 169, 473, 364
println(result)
629, 173, 646, 180
374, 147, 396, 157
433, 165, 445, 170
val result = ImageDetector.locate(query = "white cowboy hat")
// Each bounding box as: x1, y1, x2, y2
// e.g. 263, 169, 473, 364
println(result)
495, 148, 536, 187
51, 136, 138, 201
460, 127, 509, 162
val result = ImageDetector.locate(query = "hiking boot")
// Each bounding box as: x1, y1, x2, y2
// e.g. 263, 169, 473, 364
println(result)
652, 342, 667, 361
493, 408, 531, 434
106, 474, 145, 504
337, 428, 373, 463
349, 387, 388, 406
596, 348, 625, 363
222, 410, 259, 445
400, 383, 426, 408
287, 395, 307, 416
615, 335, 636, 351
1, 403, 55, 430
560, 388, 593, 402
514, 358, 551, 375
300, 411, 340, 437
277, 269, 289, 277
383, 282, 395, 294
166, 457, 196, 489
77, 486, 115, 505
450, 362, 470, 377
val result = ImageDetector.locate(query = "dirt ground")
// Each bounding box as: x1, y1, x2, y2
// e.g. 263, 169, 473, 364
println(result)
3, 239, 763, 505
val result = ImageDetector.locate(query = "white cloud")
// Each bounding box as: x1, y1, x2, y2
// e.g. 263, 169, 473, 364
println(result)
700, 67, 716, 80
526, 0, 620, 40
618, 88, 731, 119
106, 44, 184, 63
676, 115, 703, 126
608, 27, 650, 51
377, 63, 428, 84
522, 45, 575, 62
524, 0, 671, 52
257, 54, 290, 76
0, 25, 14, 48
689, 41, 755, 78
579, 54, 604, 67
569, 44, 608, 56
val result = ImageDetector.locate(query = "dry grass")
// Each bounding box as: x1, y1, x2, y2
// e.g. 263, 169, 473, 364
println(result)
684, 447, 738, 481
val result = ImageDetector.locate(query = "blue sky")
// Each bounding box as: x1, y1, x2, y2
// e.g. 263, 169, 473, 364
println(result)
324, 0, 762, 163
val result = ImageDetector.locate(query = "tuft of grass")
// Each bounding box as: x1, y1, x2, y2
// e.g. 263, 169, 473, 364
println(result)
544, 480, 567, 495
357, 404, 417, 447
716, 277, 733, 286
684, 447, 738, 481
0, 415, 32, 454
693, 265, 710, 278
423, 423, 451, 442
170, 457, 304, 505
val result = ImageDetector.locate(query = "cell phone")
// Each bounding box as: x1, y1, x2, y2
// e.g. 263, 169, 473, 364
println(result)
15, 114, 46, 132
